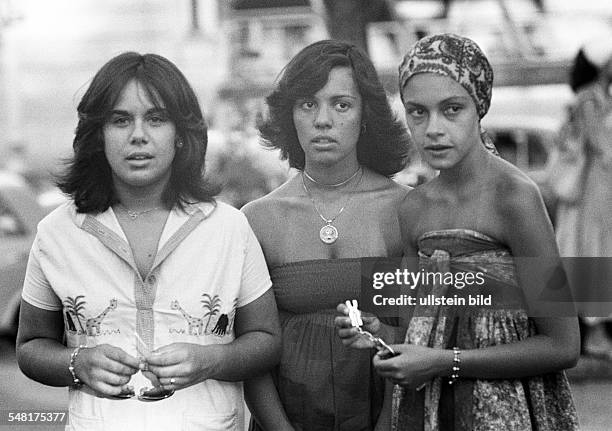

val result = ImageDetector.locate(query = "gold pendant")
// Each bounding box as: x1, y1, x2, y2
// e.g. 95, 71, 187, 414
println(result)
319, 224, 338, 244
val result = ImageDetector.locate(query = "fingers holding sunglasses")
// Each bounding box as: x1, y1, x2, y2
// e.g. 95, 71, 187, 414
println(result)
83, 368, 134, 397
72, 344, 139, 396
157, 376, 180, 390
146, 342, 218, 390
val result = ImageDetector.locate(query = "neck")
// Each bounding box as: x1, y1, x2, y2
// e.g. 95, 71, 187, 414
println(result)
113, 178, 168, 211
303, 159, 361, 188
437, 142, 489, 189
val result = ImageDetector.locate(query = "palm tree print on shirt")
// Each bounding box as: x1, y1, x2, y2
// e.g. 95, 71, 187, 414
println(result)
63, 295, 87, 334
201, 293, 221, 334
171, 295, 237, 337
62, 296, 118, 336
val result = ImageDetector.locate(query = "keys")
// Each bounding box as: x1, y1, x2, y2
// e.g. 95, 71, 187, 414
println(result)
345, 300, 397, 358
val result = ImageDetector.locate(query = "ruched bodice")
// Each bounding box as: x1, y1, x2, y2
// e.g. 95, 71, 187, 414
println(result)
268, 259, 381, 431
271, 259, 362, 314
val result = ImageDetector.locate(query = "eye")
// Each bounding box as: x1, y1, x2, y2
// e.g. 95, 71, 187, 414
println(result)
443, 105, 463, 116
405, 107, 426, 120
334, 101, 351, 112
298, 100, 316, 111
147, 114, 168, 125
110, 116, 130, 127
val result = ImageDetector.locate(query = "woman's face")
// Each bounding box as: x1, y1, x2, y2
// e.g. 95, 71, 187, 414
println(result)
103, 79, 177, 194
293, 66, 363, 169
402, 73, 481, 170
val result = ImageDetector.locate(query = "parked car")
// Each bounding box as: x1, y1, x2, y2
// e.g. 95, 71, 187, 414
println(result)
0, 171, 46, 337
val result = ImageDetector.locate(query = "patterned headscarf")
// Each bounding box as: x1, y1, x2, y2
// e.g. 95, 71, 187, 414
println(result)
399, 33, 494, 119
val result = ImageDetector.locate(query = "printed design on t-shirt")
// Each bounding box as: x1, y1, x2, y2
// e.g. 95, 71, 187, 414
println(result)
170, 295, 237, 337
171, 300, 205, 335
62, 296, 118, 336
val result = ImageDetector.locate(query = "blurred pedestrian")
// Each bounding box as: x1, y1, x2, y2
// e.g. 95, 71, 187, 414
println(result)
553, 37, 612, 359
242, 39, 411, 430
16, 52, 280, 430
337, 33, 579, 430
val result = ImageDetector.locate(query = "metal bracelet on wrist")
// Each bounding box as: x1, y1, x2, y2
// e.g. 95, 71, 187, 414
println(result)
68, 345, 87, 386
448, 346, 461, 385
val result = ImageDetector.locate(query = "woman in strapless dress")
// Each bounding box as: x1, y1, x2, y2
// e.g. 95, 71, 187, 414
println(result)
337, 34, 580, 431
242, 40, 412, 431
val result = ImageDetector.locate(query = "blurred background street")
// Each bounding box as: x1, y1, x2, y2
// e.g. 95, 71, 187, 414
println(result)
2, 0, 612, 429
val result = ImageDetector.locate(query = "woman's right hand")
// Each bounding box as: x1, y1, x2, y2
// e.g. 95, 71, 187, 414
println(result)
73, 344, 140, 396
334, 303, 382, 349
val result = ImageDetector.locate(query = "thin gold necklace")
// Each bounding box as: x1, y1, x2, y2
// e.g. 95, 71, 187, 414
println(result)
303, 165, 361, 187
117, 204, 162, 220
301, 167, 363, 244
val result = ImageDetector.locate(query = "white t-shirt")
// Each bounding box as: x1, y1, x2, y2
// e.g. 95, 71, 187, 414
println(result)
22, 200, 272, 431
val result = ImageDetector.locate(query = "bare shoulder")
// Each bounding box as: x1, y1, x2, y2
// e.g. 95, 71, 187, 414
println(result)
487, 157, 554, 250
400, 177, 435, 211
362, 168, 412, 202
241, 176, 300, 238
397, 180, 432, 242
489, 157, 543, 215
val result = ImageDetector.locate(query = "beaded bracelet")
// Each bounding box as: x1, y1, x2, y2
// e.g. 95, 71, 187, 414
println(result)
68, 345, 87, 386
448, 347, 461, 385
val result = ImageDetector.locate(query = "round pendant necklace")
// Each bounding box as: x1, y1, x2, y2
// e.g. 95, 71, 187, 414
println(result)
301, 167, 363, 244
117, 204, 162, 220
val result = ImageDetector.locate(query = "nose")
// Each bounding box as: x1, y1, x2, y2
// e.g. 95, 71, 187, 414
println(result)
425, 112, 444, 140
130, 118, 148, 144
314, 105, 332, 129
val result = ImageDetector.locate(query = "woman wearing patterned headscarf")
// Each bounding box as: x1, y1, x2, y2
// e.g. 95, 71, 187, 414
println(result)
337, 33, 579, 430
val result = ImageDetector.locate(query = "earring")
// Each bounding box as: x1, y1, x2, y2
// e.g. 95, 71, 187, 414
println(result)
176, 140, 183, 149
361, 123, 367, 134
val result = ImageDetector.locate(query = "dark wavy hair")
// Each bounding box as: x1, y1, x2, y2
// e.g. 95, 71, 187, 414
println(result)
57, 52, 217, 213
569, 48, 599, 93
259, 40, 410, 176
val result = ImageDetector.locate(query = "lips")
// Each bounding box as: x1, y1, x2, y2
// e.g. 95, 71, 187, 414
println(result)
424, 145, 452, 151
311, 136, 337, 144
126, 152, 153, 161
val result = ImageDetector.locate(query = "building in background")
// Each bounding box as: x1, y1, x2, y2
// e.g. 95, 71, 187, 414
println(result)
0, 0, 228, 179
1, 0, 611, 191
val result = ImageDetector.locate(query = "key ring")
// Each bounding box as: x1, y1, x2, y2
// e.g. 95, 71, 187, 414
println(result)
345, 300, 397, 357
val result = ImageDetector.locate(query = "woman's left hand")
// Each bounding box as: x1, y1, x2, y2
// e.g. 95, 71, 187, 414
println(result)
373, 344, 452, 390
145, 343, 221, 391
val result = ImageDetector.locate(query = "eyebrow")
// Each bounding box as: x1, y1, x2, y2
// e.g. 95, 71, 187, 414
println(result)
404, 95, 470, 106
332, 94, 359, 99
108, 107, 169, 116
298, 94, 359, 101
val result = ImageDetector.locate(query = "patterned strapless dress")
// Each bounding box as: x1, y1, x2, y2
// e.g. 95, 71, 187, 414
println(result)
392, 229, 579, 431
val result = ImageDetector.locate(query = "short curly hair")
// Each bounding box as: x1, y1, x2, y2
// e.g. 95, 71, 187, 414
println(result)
259, 40, 410, 176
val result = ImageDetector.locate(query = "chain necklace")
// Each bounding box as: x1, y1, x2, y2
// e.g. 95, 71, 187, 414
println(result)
301, 167, 363, 244
117, 204, 162, 220
303, 165, 361, 187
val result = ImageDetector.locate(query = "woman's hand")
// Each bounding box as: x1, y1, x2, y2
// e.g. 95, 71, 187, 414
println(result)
145, 343, 221, 391
373, 344, 452, 390
334, 303, 383, 349
74, 344, 140, 396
